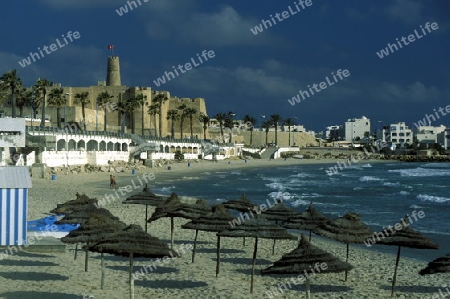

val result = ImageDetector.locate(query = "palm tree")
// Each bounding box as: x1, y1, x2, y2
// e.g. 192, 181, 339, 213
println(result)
47, 87, 66, 128
215, 113, 226, 143
283, 118, 294, 147
0, 70, 22, 118
243, 115, 257, 146
34, 78, 53, 127
131, 94, 146, 135
198, 113, 210, 140
125, 96, 140, 134
74, 92, 90, 130
117, 98, 138, 134
184, 107, 197, 138
224, 111, 235, 143
270, 114, 282, 146
153, 93, 168, 137
178, 104, 187, 139
147, 103, 159, 137
96, 91, 114, 132
15, 87, 30, 118
262, 120, 272, 146
166, 109, 179, 139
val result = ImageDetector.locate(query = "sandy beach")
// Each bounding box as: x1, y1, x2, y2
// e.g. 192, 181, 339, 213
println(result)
0, 158, 447, 299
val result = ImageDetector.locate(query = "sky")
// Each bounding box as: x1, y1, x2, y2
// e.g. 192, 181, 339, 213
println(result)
1, 0, 449, 132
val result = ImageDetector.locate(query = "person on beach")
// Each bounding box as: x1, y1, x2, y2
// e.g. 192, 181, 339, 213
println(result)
110, 175, 117, 189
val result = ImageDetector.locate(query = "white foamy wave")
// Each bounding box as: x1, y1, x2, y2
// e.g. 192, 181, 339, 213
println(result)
230, 171, 242, 175
265, 182, 285, 190
417, 194, 450, 203
289, 172, 311, 178
416, 229, 450, 236
388, 167, 450, 177
359, 176, 383, 182
399, 191, 410, 196
421, 163, 450, 168
383, 182, 401, 187
354, 187, 363, 190
161, 186, 175, 192
268, 191, 293, 201
409, 204, 423, 209
361, 164, 372, 168
290, 199, 311, 207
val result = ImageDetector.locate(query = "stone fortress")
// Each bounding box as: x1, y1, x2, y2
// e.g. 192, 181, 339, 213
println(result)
3, 56, 208, 139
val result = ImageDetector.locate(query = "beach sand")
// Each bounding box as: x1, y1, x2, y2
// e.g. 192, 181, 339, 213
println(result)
0, 158, 447, 299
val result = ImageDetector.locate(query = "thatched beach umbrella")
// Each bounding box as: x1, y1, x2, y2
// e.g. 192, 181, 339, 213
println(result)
50, 193, 98, 215
282, 202, 328, 241
376, 215, 439, 297
123, 187, 164, 232
261, 234, 354, 298
55, 207, 119, 225
217, 217, 297, 293
148, 193, 211, 249
222, 192, 257, 212
419, 253, 450, 275
261, 201, 297, 254
181, 204, 235, 263
84, 224, 179, 299
222, 193, 258, 246
313, 212, 373, 281
61, 215, 127, 276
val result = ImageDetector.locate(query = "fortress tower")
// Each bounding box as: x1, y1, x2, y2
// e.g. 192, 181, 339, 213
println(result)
106, 56, 121, 86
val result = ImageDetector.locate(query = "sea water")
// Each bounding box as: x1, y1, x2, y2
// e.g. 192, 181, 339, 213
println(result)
153, 161, 450, 262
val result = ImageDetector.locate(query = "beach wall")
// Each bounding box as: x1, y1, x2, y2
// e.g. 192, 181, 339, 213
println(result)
273, 147, 300, 159
41, 151, 129, 167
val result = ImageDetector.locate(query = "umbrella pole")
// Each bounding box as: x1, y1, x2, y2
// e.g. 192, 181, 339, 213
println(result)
170, 217, 174, 250
129, 253, 134, 299
305, 277, 311, 299
391, 246, 401, 297
344, 243, 349, 281
309, 230, 312, 242
192, 229, 199, 263
243, 237, 245, 247
216, 236, 221, 277
272, 239, 276, 255
250, 237, 258, 293
74, 243, 78, 260
145, 205, 148, 233
101, 253, 105, 289
85, 243, 89, 272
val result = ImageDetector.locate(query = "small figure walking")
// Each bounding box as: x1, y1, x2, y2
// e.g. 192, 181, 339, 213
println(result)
110, 175, 117, 189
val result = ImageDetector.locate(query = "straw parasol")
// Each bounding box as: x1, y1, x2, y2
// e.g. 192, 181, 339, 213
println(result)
419, 253, 450, 275
84, 224, 179, 299
55, 207, 119, 225
222, 192, 257, 212
313, 212, 373, 281
122, 186, 164, 232
61, 215, 127, 277
181, 204, 235, 263
376, 214, 439, 297
148, 193, 211, 249
282, 202, 328, 241
50, 193, 98, 215
222, 193, 258, 246
217, 217, 297, 293
261, 234, 354, 298
261, 200, 297, 254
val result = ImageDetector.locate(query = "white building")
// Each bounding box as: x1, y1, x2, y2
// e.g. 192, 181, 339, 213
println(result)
437, 128, 450, 150
343, 116, 371, 142
414, 125, 446, 144
324, 125, 340, 140
377, 122, 413, 147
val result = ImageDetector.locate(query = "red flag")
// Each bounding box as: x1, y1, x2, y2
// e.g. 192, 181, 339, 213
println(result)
107, 45, 114, 50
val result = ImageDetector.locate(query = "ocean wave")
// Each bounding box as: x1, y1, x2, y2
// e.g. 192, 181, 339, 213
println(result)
230, 171, 242, 175
417, 194, 450, 203
290, 199, 312, 207
268, 191, 294, 201
289, 172, 311, 178
388, 167, 450, 177
383, 182, 401, 187
265, 182, 285, 190
359, 176, 384, 182
409, 204, 424, 209
354, 187, 363, 190
399, 191, 410, 196
421, 163, 450, 168
361, 164, 372, 168
161, 186, 176, 192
